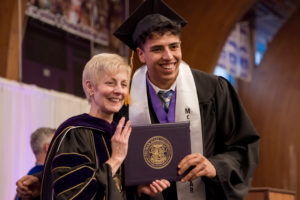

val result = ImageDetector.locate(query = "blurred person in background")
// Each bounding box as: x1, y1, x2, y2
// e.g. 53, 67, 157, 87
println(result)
15, 127, 55, 200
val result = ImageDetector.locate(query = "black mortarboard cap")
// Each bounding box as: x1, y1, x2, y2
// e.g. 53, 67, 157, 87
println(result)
114, 0, 187, 50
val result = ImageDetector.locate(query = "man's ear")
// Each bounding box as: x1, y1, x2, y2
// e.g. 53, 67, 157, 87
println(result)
136, 48, 146, 63
44, 143, 50, 153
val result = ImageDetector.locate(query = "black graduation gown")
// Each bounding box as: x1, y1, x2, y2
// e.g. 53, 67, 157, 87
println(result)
116, 69, 260, 200
41, 114, 124, 200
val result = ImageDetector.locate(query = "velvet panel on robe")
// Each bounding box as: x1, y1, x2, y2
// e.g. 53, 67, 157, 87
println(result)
41, 114, 124, 200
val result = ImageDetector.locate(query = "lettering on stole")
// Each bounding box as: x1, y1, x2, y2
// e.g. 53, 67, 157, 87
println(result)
143, 136, 173, 169
185, 107, 190, 120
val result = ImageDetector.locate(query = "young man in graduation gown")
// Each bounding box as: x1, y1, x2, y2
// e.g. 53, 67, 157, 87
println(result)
114, 0, 260, 199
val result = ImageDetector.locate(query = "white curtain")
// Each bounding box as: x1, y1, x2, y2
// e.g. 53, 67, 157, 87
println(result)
0, 77, 90, 199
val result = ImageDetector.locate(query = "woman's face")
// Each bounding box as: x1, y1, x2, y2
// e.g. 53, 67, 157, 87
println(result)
90, 70, 129, 119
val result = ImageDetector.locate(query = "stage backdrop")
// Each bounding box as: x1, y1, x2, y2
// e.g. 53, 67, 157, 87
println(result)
0, 77, 89, 199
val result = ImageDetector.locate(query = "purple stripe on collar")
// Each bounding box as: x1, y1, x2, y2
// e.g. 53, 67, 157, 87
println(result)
146, 76, 176, 123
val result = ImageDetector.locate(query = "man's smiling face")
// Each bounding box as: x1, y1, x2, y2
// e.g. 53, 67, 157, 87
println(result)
137, 32, 182, 89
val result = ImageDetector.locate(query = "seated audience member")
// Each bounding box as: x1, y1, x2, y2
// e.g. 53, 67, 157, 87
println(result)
28, 127, 55, 175
15, 127, 55, 200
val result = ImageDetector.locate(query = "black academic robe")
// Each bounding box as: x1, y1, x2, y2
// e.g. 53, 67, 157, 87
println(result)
190, 69, 259, 200
116, 69, 260, 200
41, 114, 124, 200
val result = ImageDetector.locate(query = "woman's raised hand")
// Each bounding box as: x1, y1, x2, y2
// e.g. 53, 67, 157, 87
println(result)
106, 117, 131, 175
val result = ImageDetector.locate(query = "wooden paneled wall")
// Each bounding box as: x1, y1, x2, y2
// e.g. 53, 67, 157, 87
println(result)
0, 0, 15, 78
238, 8, 300, 199
0, 0, 26, 80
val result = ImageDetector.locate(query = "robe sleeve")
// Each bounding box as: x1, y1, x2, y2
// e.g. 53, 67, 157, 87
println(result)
207, 77, 260, 199
50, 128, 122, 200
31, 171, 42, 184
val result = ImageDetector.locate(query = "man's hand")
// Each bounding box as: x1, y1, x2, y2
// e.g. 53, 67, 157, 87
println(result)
138, 179, 170, 197
178, 153, 216, 182
16, 175, 40, 199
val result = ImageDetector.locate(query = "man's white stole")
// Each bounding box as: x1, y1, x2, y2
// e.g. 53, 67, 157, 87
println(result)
129, 62, 206, 200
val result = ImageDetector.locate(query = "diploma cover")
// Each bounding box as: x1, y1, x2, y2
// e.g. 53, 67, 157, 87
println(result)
124, 121, 191, 186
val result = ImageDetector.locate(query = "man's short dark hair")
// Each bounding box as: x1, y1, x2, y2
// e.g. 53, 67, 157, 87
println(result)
134, 20, 182, 49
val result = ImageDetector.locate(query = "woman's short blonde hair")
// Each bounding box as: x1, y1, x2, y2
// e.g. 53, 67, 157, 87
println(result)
82, 53, 131, 102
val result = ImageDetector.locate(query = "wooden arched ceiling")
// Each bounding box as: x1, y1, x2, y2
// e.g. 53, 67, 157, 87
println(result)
238, 7, 300, 197
165, 0, 256, 73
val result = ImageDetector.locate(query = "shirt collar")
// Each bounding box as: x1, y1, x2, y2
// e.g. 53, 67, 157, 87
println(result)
146, 75, 177, 94
35, 162, 43, 166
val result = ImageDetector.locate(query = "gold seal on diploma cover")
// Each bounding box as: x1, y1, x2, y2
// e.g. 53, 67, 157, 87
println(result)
143, 136, 173, 169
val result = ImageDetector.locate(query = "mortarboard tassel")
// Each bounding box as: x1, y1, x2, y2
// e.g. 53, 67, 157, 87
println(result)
124, 50, 134, 106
